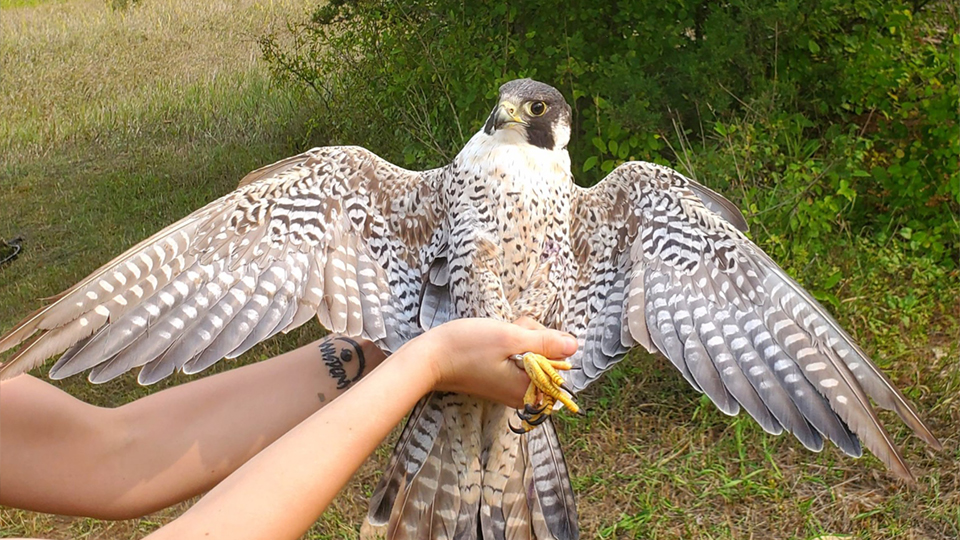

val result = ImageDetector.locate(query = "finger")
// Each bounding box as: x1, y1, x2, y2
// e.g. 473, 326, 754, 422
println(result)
515, 328, 578, 359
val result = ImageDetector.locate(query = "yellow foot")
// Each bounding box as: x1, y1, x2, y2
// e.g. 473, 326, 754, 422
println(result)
508, 352, 579, 434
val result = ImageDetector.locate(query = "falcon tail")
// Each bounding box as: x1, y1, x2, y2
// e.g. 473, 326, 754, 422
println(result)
363, 393, 578, 540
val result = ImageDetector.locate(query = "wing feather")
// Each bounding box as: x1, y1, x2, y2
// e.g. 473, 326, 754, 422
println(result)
284, 252, 325, 333
227, 258, 303, 360
0, 146, 446, 383
567, 160, 940, 481
671, 277, 739, 415
687, 293, 780, 433
46, 255, 199, 381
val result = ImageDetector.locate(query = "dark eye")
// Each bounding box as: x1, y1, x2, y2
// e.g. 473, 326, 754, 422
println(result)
527, 101, 547, 117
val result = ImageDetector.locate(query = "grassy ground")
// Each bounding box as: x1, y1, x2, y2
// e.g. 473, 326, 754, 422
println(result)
0, 0, 957, 539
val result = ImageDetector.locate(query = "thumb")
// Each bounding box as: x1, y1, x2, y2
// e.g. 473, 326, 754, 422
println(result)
521, 328, 578, 359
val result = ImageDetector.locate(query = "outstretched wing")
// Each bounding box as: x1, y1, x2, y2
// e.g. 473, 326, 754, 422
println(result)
0, 146, 446, 384
566, 161, 940, 481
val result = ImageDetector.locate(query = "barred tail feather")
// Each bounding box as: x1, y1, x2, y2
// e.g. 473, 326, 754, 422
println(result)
526, 418, 578, 540
364, 398, 578, 540
368, 394, 445, 526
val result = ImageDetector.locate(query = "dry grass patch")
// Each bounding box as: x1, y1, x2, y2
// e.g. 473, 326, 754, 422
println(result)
1, 0, 312, 162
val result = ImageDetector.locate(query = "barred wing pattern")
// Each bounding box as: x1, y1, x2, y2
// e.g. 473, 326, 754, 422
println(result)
566, 161, 940, 481
0, 146, 445, 384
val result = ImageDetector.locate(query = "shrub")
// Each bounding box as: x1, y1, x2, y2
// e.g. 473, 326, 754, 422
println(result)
261, 0, 958, 267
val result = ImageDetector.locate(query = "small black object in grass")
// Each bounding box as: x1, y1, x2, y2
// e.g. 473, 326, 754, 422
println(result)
0, 236, 22, 268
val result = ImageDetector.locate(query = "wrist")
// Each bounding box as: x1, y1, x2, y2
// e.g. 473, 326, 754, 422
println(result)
394, 332, 445, 395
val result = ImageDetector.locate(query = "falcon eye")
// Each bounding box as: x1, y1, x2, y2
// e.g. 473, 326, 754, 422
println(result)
527, 101, 547, 117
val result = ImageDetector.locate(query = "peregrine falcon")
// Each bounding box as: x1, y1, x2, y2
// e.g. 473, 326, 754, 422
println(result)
0, 79, 940, 539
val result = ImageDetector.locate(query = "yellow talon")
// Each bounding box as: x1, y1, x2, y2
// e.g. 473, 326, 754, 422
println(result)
508, 353, 580, 433
536, 358, 569, 389
518, 352, 580, 420
548, 360, 573, 370
553, 390, 580, 414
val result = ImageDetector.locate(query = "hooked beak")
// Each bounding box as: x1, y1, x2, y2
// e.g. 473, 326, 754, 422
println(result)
493, 100, 526, 130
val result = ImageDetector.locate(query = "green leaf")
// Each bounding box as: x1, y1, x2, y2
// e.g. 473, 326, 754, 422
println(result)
837, 179, 856, 201
592, 137, 606, 153
583, 156, 598, 172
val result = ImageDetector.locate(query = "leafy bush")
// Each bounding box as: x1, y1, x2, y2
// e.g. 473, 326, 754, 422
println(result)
261, 0, 958, 267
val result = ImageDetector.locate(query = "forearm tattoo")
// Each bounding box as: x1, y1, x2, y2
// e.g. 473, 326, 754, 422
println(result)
319, 336, 367, 393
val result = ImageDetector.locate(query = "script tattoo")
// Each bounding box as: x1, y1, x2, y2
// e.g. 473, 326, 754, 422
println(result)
319, 336, 367, 390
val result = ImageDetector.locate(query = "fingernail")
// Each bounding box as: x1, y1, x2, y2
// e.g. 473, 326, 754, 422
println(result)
561, 335, 578, 356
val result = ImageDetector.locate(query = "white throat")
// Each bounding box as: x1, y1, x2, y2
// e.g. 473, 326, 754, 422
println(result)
455, 127, 572, 183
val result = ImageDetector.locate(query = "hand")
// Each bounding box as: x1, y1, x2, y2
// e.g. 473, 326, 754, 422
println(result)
411, 317, 579, 408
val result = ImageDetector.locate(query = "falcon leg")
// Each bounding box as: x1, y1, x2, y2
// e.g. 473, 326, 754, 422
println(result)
508, 353, 579, 434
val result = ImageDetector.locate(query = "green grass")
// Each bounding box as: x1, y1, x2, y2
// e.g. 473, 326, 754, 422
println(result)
1, 0, 958, 539
0, 0, 58, 8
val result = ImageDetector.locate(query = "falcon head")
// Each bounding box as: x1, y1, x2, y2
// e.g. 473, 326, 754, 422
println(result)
483, 79, 572, 151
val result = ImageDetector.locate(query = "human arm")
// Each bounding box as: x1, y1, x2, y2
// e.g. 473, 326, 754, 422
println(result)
0, 335, 386, 519
146, 318, 578, 540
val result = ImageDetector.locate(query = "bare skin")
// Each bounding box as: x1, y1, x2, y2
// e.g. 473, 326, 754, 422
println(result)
0, 335, 387, 519
1, 317, 578, 540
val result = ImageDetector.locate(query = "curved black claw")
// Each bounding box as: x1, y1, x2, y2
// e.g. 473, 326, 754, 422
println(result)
508, 420, 527, 434
523, 403, 547, 416
526, 413, 549, 426
517, 407, 545, 423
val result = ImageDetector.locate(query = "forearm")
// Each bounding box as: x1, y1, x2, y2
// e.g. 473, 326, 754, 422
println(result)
0, 335, 385, 519
106, 336, 383, 515
146, 338, 436, 540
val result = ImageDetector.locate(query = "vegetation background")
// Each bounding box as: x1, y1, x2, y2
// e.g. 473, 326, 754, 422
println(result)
1, 0, 957, 538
